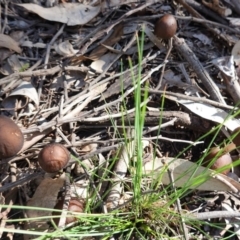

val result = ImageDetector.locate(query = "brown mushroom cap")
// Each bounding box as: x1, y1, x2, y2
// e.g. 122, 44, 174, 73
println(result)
211, 153, 232, 175
0, 115, 24, 158
154, 14, 177, 39
66, 199, 84, 224
38, 143, 70, 173
52, 198, 84, 225
203, 147, 232, 175
203, 146, 221, 164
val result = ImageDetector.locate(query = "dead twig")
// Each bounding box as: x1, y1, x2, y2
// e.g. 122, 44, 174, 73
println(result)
144, 89, 234, 110
173, 36, 226, 104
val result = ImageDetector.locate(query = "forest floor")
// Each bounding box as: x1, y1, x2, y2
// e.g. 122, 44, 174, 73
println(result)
1, 0, 240, 239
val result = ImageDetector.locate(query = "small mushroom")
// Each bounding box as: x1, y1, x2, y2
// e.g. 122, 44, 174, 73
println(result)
203, 147, 232, 175
154, 14, 177, 39
38, 143, 70, 173
203, 146, 221, 162
0, 115, 24, 158
210, 153, 232, 175
52, 198, 84, 225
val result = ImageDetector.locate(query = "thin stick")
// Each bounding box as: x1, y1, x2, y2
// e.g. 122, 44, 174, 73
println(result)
144, 89, 234, 110
37, 24, 66, 99
173, 36, 226, 104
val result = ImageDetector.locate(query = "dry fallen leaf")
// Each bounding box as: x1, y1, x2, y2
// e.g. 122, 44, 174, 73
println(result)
26, 175, 65, 217
24, 174, 65, 235
90, 52, 118, 73
166, 98, 240, 131
0, 34, 22, 53
88, 23, 123, 60
54, 40, 78, 57
144, 157, 240, 192
17, 3, 101, 26
2, 81, 39, 111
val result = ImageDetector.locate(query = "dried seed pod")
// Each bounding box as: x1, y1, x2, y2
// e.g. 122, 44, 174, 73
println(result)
154, 14, 177, 39
0, 115, 24, 158
38, 143, 70, 173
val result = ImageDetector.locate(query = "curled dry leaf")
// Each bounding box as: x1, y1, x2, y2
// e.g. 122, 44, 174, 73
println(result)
166, 97, 240, 131
0, 34, 22, 53
90, 52, 117, 73
143, 157, 240, 192
17, 3, 101, 26
3, 81, 39, 107
54, 40, 78, 57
